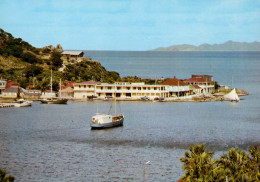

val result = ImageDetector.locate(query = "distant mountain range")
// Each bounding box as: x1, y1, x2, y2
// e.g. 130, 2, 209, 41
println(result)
151, 41, 260, 51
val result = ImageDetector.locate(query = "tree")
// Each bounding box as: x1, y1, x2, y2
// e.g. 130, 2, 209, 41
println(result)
21, 52, 38, 64
24, 65, 43, 78
50, 50, 62, 69
180, 144, 217, 181
0, 168, 15, 182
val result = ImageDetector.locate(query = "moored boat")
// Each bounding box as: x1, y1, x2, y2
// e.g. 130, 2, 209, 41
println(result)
90, 113, 124, 129
224, 88, 240, 102
14, 99, 32, 107
40, 98, 68, 104
90, 92, 124, 129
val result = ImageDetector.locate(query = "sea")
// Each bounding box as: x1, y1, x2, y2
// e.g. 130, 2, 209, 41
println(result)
0, 51, 260, 181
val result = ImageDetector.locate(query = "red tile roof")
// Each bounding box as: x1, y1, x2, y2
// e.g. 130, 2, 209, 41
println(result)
192, 84, 201, 89
185, 77, 212, 83
5, 80, 19, 90
26, 85, 35, 89
43, 90, 56, 93
161, 78, 187, 86
74, 81, 101, 85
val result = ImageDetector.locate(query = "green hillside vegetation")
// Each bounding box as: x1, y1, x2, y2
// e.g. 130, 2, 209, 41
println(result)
152, 41, 260, 51
0, 28, 130, 90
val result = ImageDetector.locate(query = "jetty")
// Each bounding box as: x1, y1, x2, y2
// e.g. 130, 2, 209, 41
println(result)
0, 103, 15, 108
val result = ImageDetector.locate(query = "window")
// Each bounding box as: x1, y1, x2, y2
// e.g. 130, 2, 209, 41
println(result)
127, 87, 130, 90
117, 87, 121, 90
79, 85, 81, 88
143, 87, 146, 90
133, 87, 136, 90
154, 87, 157, 90
101, 87, 103, 90
148, 87, 150, 90
108, 87, 112, 90
138, 87, 141, 90
84, 85, 86, 88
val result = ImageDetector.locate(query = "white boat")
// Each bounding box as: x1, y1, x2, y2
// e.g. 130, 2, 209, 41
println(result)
224, 88, 240, 102
90, 94, 124, 129
14, 99, 32, 107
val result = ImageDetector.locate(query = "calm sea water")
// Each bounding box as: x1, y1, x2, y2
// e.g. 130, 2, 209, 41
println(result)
1, 51, 260, 181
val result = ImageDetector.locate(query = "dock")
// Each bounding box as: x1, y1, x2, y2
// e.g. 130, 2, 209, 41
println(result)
0, 103, 15, 108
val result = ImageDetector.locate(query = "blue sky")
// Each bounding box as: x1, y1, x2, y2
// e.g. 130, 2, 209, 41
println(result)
0, 0, 260, 50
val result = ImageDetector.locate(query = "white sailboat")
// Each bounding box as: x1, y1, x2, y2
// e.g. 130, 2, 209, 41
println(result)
224, 88, 240, 102
90, 93, 124, 129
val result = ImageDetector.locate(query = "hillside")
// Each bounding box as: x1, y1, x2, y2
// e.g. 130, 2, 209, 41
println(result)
151, 41, 260, 51
0, 28, 121, 90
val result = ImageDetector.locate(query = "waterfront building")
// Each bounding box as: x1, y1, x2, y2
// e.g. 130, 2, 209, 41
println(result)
95, 82, 169, 99
60, 81, 75, 98
74, 81, 170, 100
189, 85, 202, 94
160, 77, 190, 97
184, 77, 215, 93
2, 86, 27, 98
192, 74, 213, 81
41, 90, 56, 98
74, 81, 100, 99
0, 78, 7, 95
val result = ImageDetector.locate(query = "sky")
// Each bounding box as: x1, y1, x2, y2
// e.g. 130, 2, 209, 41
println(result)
0, 0, 260, 50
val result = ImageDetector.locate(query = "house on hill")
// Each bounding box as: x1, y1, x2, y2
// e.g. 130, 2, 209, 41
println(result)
62, 51, 84, 61
160, 77, 190, 97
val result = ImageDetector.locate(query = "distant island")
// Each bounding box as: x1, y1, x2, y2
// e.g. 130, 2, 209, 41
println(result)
151, 41, 260, 51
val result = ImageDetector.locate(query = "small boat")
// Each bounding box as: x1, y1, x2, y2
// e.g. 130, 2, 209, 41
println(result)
90, 113, 124, 129
224, 88, 240, 102
141, 96, 149, 100
14, 99, 32, 107
40, 71, 68, 104
40, 98, 68, 104
91, 93, 124, 129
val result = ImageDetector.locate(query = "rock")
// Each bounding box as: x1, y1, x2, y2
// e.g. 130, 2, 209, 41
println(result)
56, 44, 63, 52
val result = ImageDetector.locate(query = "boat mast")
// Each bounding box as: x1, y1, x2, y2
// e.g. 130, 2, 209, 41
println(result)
59, 78, 61, 98
115, 90, 116, 116
50, 69, 53, 96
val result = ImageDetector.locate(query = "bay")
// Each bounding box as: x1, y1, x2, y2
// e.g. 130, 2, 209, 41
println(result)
0, 51, 260, 181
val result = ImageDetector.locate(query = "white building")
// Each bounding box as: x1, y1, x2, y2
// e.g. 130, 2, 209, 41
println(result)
41, 90, 56, 98
73, 81, 169, 100
184, 77, 215, 94
0, 79, 7, 95
160, 77, 190, 97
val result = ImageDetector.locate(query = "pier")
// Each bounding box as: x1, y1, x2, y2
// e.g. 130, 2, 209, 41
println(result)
0, 103, 15, 108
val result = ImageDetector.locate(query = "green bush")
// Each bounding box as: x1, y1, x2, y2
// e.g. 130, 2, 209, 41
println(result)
0, 168, 15, 182
21, 52, 38, 64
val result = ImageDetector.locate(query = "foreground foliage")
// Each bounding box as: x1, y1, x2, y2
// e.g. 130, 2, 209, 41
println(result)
0, 168, 15, 182
180, 144, 260, 182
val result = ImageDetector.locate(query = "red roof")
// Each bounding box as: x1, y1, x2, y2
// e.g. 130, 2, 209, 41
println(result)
161, 78, 187, 86
26, 85, 35, 89
185, 77, 212, 83
58, 81, 75, 90
65, 81, 74, 87
74, 81, 100, 85
5, 80, 19, 90
192, 84, 201, 89
43, 90, 56, 93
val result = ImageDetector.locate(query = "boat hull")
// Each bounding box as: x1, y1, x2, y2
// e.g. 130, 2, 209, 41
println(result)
40, 99, 68, 104
90, 118, 124, 129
